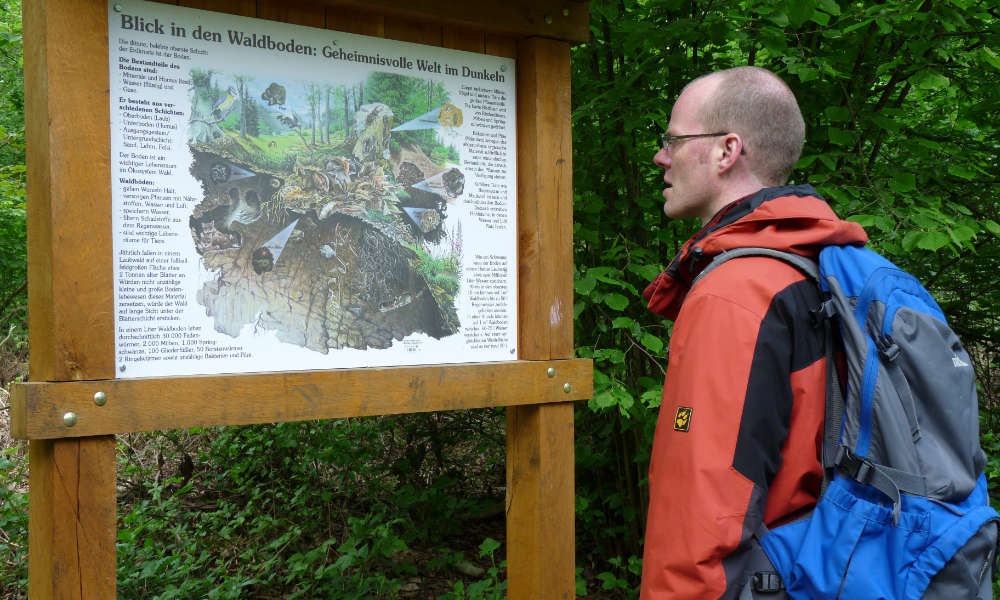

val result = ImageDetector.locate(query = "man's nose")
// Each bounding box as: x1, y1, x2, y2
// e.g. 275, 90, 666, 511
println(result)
654, 147, 670, 168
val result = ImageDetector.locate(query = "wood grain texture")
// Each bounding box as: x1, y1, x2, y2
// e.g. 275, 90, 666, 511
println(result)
28, 437, 117, 599
442, 26, 484, 54
306, 0, 589, 44
383, 16, 441, 46
325, 6, 385, 37
11, 359, 592, 439
485, 34, 517, 59
24, 0, 114, 382
506, 402, 575, 599
179, 0, 257, 17
507, 36, 576, 600
258, 0, 326, 27
516, 37, 574, 361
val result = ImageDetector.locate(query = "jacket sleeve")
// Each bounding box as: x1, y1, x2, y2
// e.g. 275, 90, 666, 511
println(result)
640, 271, 801, 600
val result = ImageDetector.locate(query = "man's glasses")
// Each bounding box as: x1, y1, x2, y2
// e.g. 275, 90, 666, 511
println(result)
659, 131, 729, 151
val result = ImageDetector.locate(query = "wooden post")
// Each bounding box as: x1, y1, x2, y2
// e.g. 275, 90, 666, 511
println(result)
23, 0, 118, 595
28, 437, 117, 599
506, 404, 575, 599
507, 36, 575, 600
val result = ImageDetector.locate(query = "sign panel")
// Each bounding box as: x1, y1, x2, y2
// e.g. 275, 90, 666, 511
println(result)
108, 1, 518, 377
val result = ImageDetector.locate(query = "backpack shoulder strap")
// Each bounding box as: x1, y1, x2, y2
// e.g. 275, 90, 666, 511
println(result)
690, 247, 846, 483
691, 247, 820, 288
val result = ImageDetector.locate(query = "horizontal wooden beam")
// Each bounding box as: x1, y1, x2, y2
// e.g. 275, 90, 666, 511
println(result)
319, 0, 590, 44
10, 359, 592, 439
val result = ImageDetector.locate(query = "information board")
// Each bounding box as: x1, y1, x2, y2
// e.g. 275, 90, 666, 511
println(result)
108, 0, 518, 377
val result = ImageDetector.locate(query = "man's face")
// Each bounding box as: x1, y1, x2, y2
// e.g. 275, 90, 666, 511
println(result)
653, 78, 721, 223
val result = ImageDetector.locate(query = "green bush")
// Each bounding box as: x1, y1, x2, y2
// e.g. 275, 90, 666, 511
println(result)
114, 414, 507, 598
0, 446, 27, 598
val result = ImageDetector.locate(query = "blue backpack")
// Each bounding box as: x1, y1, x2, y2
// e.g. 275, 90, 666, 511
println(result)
694, 245, 999, 599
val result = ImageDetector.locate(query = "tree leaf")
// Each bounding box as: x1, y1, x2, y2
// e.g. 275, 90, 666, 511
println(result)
947, 163, 976, 180
825, 106, 851, 122
911, 70, 950, 90
817, 0, 842, 15
874, 216, 895, 232
614, 389, 635, 414
848, 214, 878, 227
810, 10, 831, 26
915, 231, 950, 251
603, 293, 629, 311
628, 263, 663, 281
640, 332, 664, 353
788, 2, 815, 27
818, 155, 838, 171
947, 225, 976, 247
592, 390, 618, 410
575, 275, 597, 295
982, 220, 1000, 238
842, 17, 873, 33
889, 172, 916, 193
640, 388, 663, 409
612, 316, 634, 329
767, 11, 790, 27
828, 127, 854, 146
870, 115, 901, 131
982, 47, 1000, 72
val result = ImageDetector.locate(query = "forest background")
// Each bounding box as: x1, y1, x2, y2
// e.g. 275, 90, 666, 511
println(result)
1, 0, 999, 598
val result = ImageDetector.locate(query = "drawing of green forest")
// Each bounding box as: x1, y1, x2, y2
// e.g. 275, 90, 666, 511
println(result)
183, 69, 465, 353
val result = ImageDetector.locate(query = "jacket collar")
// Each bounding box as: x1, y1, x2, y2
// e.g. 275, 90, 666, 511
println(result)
642, 185, 868, 320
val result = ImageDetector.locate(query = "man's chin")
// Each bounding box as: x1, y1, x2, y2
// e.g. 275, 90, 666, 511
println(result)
662, 190, 680, 217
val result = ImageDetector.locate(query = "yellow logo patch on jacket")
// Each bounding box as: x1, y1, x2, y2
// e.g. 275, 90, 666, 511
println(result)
673, 406, 693, 432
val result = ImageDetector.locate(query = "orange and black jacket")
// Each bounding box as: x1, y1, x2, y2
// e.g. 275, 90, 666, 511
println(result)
639, 185, 868, 599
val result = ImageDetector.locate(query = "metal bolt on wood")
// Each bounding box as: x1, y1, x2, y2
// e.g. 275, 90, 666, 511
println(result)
63, 412, 78, 427
563, 383, 572, 393
94, 391, 107, 406
547, 367, 556, 378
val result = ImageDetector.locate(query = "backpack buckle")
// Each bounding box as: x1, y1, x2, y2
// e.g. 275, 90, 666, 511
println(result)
835, 447, 873, 483
810, 300, 836, 326
877, 335, 900, 361
752, 571, 784, 593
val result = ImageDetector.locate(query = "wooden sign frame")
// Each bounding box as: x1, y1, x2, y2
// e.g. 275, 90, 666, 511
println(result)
12, 0, 591, 597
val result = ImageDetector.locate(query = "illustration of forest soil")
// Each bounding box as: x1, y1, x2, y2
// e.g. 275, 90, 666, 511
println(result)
185, 70, 465, 353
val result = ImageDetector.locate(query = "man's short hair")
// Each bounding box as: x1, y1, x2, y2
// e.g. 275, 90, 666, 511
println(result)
692, 66, 805, 186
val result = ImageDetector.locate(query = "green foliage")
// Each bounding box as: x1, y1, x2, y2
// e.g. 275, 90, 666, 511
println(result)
439, 538, 506, 600
0, 446, 27, 596
592, 555, 641, 597
571, 0, 1000, 591
112, 414, 507, 599
0, 0, 25, 341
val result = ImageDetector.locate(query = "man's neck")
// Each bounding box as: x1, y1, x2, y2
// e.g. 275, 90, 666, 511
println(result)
699, 182, 769, 226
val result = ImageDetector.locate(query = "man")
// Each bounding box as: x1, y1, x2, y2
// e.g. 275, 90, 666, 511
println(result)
639, 67, 867, 598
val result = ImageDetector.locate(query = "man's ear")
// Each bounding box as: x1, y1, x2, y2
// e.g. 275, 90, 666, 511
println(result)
716, 133, 743, 174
